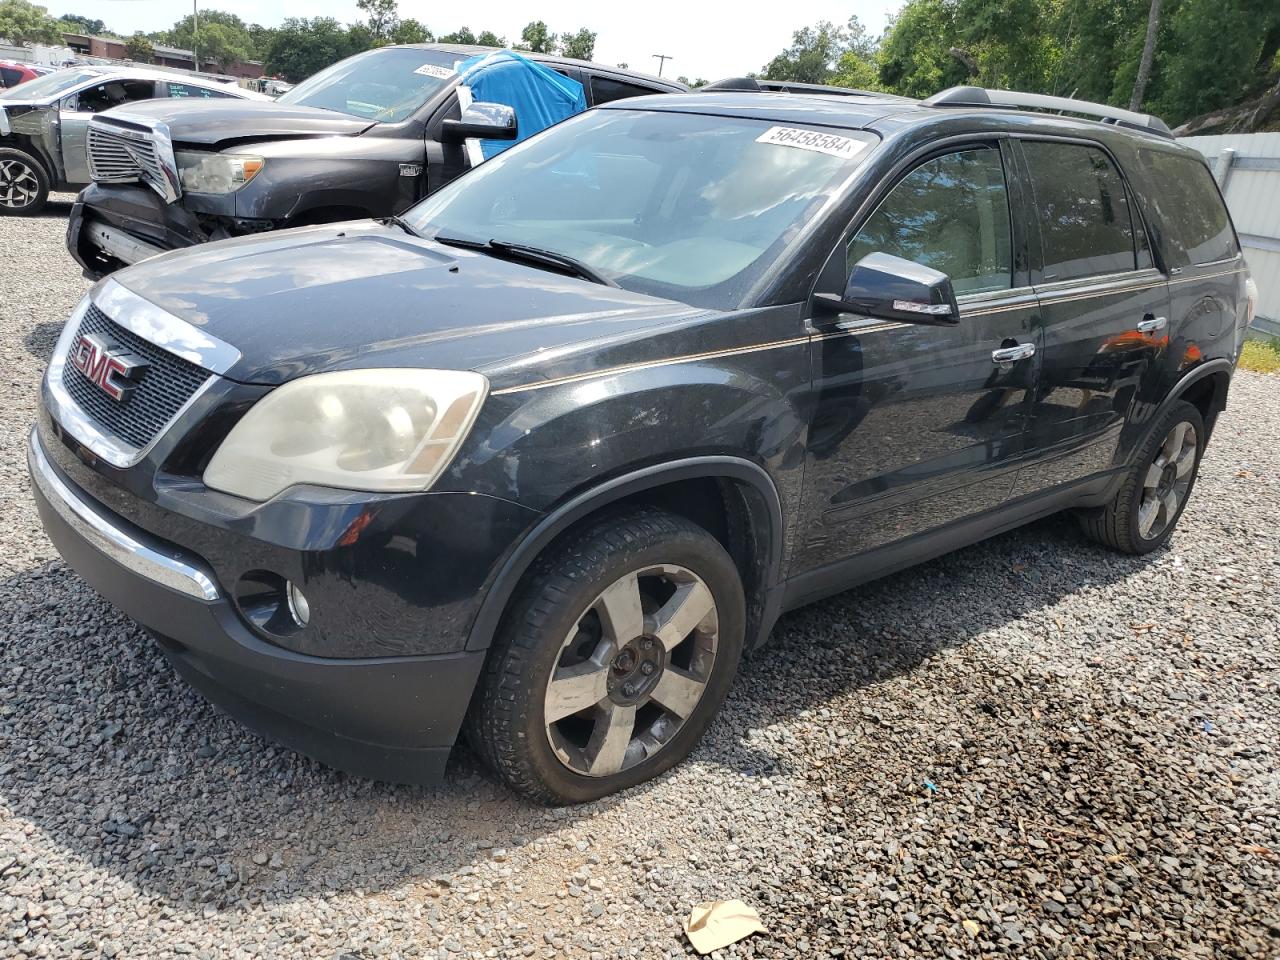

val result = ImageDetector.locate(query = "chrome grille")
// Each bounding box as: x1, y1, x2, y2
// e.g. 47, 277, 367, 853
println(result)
60, 304, 210, 450
87, 122, 163, 187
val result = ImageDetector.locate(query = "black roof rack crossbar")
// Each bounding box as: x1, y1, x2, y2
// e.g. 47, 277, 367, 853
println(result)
922, 86, 1173, 137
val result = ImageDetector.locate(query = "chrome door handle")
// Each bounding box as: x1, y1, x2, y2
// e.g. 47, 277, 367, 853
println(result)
991, 342, 1035, 364
1137, 315, 1168, 334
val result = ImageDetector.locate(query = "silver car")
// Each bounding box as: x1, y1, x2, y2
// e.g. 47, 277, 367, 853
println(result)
0, 65, 268, 216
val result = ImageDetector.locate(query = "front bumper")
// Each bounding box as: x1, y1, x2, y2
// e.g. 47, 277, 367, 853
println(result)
28, 428, 487, 784
67, 183, 212, 280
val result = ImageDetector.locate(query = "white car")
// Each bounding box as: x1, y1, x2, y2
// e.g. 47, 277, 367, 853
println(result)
0, 65, 269, 215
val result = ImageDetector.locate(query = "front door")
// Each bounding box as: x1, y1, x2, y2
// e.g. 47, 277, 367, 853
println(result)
60, 79, 158, 186
795, 143, 1042, 573
1010, 138, 1169, 498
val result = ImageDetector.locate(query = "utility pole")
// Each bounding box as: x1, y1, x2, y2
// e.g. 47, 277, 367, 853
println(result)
192, 0, 199, 72
652, 54, 672, 77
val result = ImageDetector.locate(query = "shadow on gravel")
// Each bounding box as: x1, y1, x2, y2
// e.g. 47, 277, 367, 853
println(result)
0, 514, 1151, 911
23, 320, 63, 361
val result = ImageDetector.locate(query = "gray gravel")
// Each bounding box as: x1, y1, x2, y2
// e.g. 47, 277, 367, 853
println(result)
2, 206, 1278, 959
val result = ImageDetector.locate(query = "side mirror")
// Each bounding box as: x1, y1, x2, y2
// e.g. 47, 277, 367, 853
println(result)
815, 252, 960, 326
441, 101, 518, 142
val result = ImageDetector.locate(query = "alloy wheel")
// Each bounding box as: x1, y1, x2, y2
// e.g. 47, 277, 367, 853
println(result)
1138, 420, 1198, 540
543, 563, 719, 777
0, 159, 39, 209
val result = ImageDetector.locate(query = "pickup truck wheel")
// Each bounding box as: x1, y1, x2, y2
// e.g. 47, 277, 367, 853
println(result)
468, 507, 745, 804
0, 148, 49, 216
1078, 400, 1205, 554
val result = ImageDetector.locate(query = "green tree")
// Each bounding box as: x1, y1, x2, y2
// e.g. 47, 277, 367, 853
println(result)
356, 0, 398, 43
0, 0, 63, 44
391, 18, 432, 44
125, 32, 155, 63
476, 30, 504, 47
676, 75, 708, 88
265, 17, 359, 82
761, 17, 871, 84
247, 23, 276, 60
58, 12, 106, 34
438, 26, 477, 44
559, 27, 596, 61
196, 21, 255, 69
518, 20, 556, 53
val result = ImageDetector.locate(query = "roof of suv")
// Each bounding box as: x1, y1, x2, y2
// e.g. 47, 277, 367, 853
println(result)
606, 88, 1182, 147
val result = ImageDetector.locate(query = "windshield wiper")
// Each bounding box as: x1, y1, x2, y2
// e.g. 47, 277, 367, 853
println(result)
434, 234, 618, 288
382, 215, 423, 238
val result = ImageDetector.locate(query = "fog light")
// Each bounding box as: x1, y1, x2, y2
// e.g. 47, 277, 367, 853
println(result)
286, 581, 310, 627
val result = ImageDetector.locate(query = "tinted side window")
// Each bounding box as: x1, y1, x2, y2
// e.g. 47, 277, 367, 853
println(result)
168, 82, 235, 100
589, 75, 660, 105
848, 147, 1013, 295
1138, 150, 1238, 266
1022, 141, 1137, 282
0, 67, 21, 88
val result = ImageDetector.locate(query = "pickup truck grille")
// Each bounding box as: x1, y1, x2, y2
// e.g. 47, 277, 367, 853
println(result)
86, 120, 180, 202
61, 304, 211, 450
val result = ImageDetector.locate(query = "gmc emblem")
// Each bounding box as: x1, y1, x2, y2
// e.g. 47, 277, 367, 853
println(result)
71, 333, 148, 402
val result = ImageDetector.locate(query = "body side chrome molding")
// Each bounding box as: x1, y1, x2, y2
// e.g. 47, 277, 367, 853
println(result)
28, 429, 220, 601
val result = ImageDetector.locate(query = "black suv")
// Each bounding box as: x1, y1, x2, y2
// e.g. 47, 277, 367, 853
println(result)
64, 44, 684, 276
30, 85, 1254, 804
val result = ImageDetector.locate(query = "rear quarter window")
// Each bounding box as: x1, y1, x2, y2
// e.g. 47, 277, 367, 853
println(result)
1138, 150, 1238, 267
0, 67, 22, 87
589, 75, 663, 105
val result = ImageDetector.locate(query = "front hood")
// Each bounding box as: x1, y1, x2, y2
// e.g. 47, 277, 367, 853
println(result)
110, 222, 704, 386
99, 99, 376, 147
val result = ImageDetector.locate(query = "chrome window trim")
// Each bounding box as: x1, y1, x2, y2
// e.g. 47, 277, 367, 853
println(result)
42, 283, 238, 469
1034, 267, 1164, 297
28, 429, 220, 601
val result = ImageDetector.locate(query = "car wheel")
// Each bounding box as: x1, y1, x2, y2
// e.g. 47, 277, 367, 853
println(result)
1079, 400, 1205, 554
0, 148, 50, 216
469, 507, 745, 804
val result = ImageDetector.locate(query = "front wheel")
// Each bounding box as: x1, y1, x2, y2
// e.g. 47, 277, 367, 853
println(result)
468, 507, 745, 804
1079, 400, 1205, 554
0, 148, 50, 216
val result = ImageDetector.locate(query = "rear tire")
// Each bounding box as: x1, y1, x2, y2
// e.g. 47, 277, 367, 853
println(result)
1078, 400, 1205, 554
0, 148, 49, 216
468, 507, 745, 804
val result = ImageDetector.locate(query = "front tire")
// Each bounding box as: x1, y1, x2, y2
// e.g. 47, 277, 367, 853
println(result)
469, 507, 745, 804
1079, 400, 1205, 554
0, 148, 50, 216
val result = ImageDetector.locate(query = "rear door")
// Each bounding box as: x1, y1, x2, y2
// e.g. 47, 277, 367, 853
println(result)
1011, 138, 1169, 497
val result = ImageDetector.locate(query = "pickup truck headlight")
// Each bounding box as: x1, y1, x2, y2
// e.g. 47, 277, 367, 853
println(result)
175, 151, 264, 194
204, 369, 488, 502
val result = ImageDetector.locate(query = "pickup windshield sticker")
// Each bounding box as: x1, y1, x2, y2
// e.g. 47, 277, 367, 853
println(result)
413, 63, 457, 80
755, 126, 867, 160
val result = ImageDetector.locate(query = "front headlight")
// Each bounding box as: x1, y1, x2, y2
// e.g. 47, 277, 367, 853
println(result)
203, 369, 488, 502
175, 150, 264, 194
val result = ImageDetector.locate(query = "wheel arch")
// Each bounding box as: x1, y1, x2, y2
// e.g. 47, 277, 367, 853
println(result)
464, 456, 786, 654
1150, 358, 1233, 448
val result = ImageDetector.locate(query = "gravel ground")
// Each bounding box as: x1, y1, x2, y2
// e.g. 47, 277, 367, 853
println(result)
1, 206, 1278, 960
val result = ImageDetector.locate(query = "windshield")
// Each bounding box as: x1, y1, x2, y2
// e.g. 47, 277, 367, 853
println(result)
278, 47, 463, 122
406, 109, 876, 308
0, 68, 101, 101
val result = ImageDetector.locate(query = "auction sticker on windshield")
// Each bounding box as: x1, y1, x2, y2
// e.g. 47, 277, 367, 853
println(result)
414, 64, 456, 80
755, 126, 868, 160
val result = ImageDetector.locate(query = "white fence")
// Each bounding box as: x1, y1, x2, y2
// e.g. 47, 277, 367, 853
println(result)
1183, 133, 1280, 336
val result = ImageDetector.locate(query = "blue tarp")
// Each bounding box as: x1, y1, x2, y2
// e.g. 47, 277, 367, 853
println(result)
455, 49, 588, 161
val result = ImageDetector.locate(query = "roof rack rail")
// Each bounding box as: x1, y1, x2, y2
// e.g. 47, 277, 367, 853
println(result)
922, 86, 1173, 137
702, 77, 909, 100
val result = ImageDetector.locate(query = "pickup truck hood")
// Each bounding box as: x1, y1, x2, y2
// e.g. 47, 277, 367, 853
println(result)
100, 99, 376, 147
111, 222, 705, 387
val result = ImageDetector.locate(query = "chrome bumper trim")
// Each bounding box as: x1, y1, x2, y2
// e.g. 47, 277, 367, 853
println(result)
27, 429, 220, 602
85, 220, 164, 266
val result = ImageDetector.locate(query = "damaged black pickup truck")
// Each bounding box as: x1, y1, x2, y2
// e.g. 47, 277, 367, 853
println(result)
66, 44, 684, 277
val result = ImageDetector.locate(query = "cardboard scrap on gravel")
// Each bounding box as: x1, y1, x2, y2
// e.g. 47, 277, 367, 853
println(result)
683, 899, 766, 954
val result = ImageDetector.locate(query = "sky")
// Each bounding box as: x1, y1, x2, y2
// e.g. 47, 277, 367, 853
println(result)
50, 0, 904, 81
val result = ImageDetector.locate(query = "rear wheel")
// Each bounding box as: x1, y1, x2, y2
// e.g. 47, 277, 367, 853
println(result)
468, 507, 745, 804
1079, 400, 1205, 554
0, 148, 49, 216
